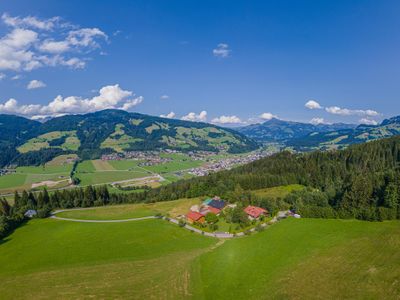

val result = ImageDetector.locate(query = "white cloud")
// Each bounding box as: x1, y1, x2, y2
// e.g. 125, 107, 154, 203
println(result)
0, 13, 107, 73
27, 79, 46, 89
359, 118, 378, 126
310, 117, 326, 125
325, 106, 379, 117
0, 73, 5, 80
1, 13, 59, 30
160, 95, 169, 100
38, 40, 70, 53
66, 28, 107, 48
305, 100, 322, 110
211, 115, 243, 124
259, 112, 277, 120
160, 112, 176, 119
181, 111, 207, 122
213, 43, 231, 58
120, 97, 143, 110
11, 74, 21, 80
0, 84, 143, 118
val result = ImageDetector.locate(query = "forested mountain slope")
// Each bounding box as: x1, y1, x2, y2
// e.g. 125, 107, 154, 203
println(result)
146, 135, 400, 220
287, 116, 400, 151
0, 110, 258, 167
238, 118, 356, 142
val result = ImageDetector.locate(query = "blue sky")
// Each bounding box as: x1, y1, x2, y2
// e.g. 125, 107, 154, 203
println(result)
0, 0, 399, 126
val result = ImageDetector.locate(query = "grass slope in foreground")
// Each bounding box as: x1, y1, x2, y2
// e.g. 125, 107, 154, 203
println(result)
0, 218, 216, 299
0, 217, 399, 299
193, 218, 400, 299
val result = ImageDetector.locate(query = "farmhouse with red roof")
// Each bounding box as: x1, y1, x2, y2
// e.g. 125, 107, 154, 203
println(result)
244, 206, 268, 219
186, 211, 205, 224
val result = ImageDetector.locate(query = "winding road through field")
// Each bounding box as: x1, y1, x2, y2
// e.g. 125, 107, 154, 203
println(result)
50, 208, 285, 239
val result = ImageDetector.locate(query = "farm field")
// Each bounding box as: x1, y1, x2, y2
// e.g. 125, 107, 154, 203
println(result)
76, 170, 151, 186
0, 217, 398, 299
56, 197, 202, 220
0, 155, 76, 194
74, 154, 206, 187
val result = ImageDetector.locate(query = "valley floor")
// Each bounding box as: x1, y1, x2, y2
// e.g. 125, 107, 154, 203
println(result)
0, 215, 399, 299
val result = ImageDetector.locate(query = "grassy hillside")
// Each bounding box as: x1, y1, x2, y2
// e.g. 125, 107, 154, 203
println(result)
0, 217, 398, 299
0, 218, 215, 299
56, 198, 201, 220
17, 131, 80, 153
252, 184, 304, 198
193, 218, 400, 299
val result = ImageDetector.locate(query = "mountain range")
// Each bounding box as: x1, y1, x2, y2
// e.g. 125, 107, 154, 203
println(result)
238, 117, 400, 151
2, 110, 400, 168
287, 116, 400, 151
237, 118, 357, 143
0, 109, 258, 167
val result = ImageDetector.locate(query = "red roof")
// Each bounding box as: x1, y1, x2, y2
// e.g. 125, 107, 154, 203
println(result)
244, 206, 267, 218
207, 206, 221, 215
186, 211, 204, 221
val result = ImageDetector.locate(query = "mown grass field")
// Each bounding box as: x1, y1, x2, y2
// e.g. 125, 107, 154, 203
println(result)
74, 154, 205, 187
76, 170, 151, 186
192, 218, 400, 299
0, 218, 216, 299
0, 156, 75, 194
56, 198, 202, 220
0, 216, 398, 299
252, 184, 305, 198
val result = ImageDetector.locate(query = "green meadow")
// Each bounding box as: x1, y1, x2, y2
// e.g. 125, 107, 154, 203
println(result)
252, 184, 305, 198
0, 218, 215, 299
17, 131, 80, 153
0, 215, 398, 299
56, 198, 202, 220
0, 158, 74, 194
0, 174, 27, 190
76, 170, 150, 185
73, 154, 205, 187
193, 218, 400, 299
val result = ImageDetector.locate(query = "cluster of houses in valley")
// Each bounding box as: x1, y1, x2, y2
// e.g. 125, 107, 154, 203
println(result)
185, 196, 268, 225
187, 151, 274, 177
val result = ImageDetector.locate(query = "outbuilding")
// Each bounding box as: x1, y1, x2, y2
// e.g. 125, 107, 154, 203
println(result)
24, 210, 37, 218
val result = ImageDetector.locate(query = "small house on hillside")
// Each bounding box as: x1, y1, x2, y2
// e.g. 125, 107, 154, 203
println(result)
186, 211, 205, 224
244, 206, 268, 220
24, 210, 37, 218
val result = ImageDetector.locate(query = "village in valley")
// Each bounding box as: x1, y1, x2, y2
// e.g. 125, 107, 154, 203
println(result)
101, 148, 274, 177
